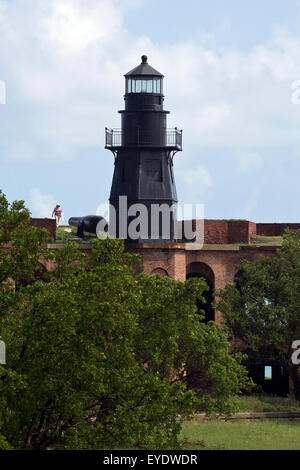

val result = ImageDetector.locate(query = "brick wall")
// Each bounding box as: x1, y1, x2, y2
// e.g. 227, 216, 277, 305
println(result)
179, 219, 256, 244
228, 220, 256, 244
125, 243, 186, 281
204, 220, 229, 244
180, 220, 300, 244
29, 218, 56, 241
178, 220, 229, 244
257, 223, 300, 237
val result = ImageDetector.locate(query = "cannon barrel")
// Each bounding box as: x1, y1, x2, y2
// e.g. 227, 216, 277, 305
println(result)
69, 217, 84, 228
68, 215, 108, 238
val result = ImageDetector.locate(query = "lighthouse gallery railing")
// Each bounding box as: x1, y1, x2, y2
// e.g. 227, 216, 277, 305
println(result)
105, 128, 182, 150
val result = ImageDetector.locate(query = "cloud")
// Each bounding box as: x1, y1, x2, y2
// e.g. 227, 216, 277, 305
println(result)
1, 0, 300, 166
42, 0, 122, 53
181, 165, 212, 197
1, 0, 300, 227
241, 190, 260, 220
28, 188, 57, 218
236, 151, 263, 173
6, 141, 36, 161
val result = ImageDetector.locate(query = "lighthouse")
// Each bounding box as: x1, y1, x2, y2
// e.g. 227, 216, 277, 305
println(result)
105, 55, 182, 243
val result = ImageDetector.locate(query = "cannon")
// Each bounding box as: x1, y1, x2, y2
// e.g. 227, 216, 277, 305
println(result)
68, 215, 108, 239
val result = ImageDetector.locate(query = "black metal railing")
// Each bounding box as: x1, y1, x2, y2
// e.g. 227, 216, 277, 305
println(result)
167, 128, 182, 149
105, 128, 122, 147
105, 127, 182, 150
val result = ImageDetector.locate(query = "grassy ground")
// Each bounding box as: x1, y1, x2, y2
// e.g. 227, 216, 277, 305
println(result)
54, 227, 97, 244
183, 236, 283, 248
251, 235, 283, 246
235, 394, 300, 412
181, 395, 300, 450
181, 418, 300, 450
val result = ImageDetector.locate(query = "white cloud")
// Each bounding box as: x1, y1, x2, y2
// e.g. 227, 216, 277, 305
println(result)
182, 165, 212, 196
1, 0, 300, 166
241, 190, 260, 220
28, 188, 57, 218
42, 0, 122, 53
236, 151, 263, 173
6, 141, 36, 162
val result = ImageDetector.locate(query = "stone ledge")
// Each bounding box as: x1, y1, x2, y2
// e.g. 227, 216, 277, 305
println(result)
185, 244, 240, 251
125, 243, 186, 250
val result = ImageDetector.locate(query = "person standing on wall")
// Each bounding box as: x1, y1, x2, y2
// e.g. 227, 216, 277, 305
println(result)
52, 204, 63, 227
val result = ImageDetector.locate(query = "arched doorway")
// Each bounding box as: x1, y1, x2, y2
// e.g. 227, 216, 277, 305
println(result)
150, 268, 169, 277
186, 262, 215, 323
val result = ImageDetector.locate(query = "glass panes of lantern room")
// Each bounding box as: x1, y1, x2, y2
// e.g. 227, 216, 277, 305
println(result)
126, 78, 162, 94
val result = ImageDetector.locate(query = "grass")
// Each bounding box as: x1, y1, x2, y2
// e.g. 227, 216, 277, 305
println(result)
54, 227, 97, 244
182, 238, 283, 248
181, 394, 300, 450
235, 394, 300, 412
181, 418, 300, 450
251, 235, 283, 246
55, 226, 77, 242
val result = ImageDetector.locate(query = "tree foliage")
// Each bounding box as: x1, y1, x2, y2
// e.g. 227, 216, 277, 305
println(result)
217, 229, 300, 398
0, 191, 249, 449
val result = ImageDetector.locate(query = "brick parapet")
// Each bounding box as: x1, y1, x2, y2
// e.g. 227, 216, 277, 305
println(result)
179, 219, 257, 245
257, 223, 300, 236
30, 218, 56, 242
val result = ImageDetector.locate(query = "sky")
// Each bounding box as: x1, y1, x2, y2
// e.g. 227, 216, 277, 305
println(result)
1, 0, 300, 222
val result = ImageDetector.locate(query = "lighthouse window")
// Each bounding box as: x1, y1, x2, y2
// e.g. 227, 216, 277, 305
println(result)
126, 78, 162, 94
153, 79, 161, 93
141, 80, 147, 92
135, 80, 142, 92
146, 80, 153, 93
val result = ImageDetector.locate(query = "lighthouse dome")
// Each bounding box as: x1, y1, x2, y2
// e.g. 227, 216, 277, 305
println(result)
125, 56, 163, 94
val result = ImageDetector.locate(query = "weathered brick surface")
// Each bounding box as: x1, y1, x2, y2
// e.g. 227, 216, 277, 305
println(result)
204, 220, 229, 244
30, 218, 56, 241
228, 221, 256, 244
134, 244, 278, 325
249, 222, 257, 241
180, 219, 257, 245
257, 223, 300, 236
125, 243, 186, 280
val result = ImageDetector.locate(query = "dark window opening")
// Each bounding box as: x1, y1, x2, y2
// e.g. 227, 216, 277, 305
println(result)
186, 272, 214, 323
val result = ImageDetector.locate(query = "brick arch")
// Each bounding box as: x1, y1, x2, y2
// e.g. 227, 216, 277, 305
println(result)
150, 267, 169, 277
186, 261, 215, 323
186, 262, 215, 288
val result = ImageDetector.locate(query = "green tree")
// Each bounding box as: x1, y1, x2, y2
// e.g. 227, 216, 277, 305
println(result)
217, 229, 300, 398
0, 191, 249, 449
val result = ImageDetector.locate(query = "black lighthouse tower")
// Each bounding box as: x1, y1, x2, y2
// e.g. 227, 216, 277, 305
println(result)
105, 55, 182, 243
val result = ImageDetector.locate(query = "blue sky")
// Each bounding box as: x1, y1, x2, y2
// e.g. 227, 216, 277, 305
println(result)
1, 0, 300, 223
